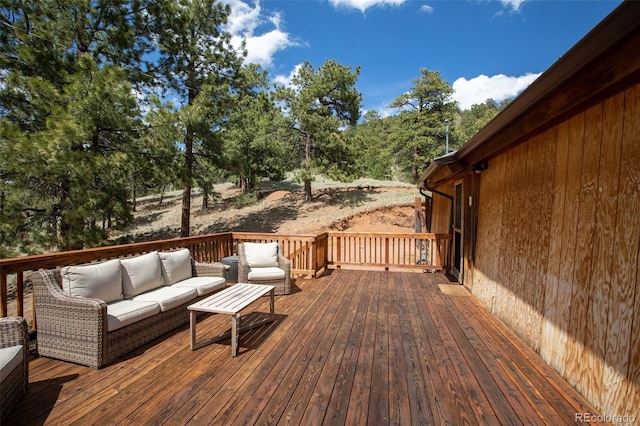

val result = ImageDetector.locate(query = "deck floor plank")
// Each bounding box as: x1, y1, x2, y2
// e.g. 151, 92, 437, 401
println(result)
178, 276, 329, 424
344, 270, 381, 425
300, 270, 370, 425
322, 271, 373, 425
162, 280, 319, 424
428, 285, 531, 425
416, 274, 482, 424
6, 270, 607, 425
397, 271, 454, 424
207, 268, 351, 425
455, 295, 598, 423
279, 267, 366, 425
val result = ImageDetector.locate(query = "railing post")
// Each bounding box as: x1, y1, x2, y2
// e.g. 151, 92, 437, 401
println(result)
385, 237, 390, 266
16, 271, 23, 317
0, 273, 6, 317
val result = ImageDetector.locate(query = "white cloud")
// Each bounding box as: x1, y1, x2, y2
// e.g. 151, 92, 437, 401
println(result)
328, 0, 407, 13
500, 0, 526, 12
420, 4, 434, 14
273, 64, 303, 87
452, 73, 541, 110
223, 0, 297, 68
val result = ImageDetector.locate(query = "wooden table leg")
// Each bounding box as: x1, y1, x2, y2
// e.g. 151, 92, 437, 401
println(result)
269, 288, 275, 320
232, 313, 240, 357
190, 310, 196, 350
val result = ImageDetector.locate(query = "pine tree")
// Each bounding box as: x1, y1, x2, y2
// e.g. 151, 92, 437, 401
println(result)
276, 59, 362, 201
388, 68, 456, 182
0, 0, 157, 252
151, 0, 245, 237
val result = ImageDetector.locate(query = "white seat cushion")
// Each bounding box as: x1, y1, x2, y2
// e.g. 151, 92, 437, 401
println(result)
131, 286, 197, 312
106, 300, 160, 332
244, 242, 279, 267
159, 248, 192, 285
172, 277, 226, 296
0, 345, 23, 381
248, 267, 285, 281
61, 259, 123, 303
121, 252, 164, 297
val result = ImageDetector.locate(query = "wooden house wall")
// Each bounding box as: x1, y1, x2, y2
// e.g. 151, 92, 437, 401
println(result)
430, 181, 453, 234
470, 83, 640, 417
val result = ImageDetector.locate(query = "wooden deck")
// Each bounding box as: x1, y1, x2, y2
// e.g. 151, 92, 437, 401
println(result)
6, 270, 605, 425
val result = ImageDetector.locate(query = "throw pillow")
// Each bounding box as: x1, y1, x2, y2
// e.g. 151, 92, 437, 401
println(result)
244, 242, 279, 267
121, 251, 164, 297
159, 248, 193, 285
61, 259, 123, 303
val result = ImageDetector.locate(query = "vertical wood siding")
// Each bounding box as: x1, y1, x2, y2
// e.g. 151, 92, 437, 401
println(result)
471, 83, 640, 418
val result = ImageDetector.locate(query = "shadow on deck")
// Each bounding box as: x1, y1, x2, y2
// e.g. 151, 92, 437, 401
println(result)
6, 270, 604, 425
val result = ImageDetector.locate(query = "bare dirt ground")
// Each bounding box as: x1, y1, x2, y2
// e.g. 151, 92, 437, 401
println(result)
119, 176, 419, 242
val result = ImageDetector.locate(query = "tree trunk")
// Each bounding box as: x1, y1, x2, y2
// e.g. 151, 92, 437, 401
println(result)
202, 183, 209, 209
304, 180, 312, 202
58, 178, 83, 250
131, 181, 137, 213
181, 128, 193, 238
304, 133, 313, 202
240, 176, 248, 193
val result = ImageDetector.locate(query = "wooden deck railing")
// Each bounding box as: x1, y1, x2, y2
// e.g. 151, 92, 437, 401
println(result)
326, 232, 451, 271
0, 231, 451, 331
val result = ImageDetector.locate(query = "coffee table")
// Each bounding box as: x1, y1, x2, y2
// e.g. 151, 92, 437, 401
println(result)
188, 283, 275, 357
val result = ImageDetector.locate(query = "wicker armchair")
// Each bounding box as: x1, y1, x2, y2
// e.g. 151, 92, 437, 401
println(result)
238, 242, 291, 295
1, 317, 29, 422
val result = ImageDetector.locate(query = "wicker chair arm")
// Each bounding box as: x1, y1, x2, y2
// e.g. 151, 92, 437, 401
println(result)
193, 261, 228, 278
277, 250, 291, 275
29, 269, 108, 368
0, 317, 28, 350
237, 243, 250, 282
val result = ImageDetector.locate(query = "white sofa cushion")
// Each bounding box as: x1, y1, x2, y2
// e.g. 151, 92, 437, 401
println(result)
159, 248, 192, 285
121, 252, 164, 297
131, 286, 197, 312
172, 276, 226, 296
61, 259, 123, 303
106, 300, 160, 332
244, 242, 279, 267
0, 345, 23, 380
248, 266, 286, 281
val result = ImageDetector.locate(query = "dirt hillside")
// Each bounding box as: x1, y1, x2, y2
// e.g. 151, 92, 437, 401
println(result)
119, 177, 420, 242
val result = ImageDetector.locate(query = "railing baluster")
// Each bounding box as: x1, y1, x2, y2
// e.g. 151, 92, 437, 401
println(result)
1, 273, 7, 317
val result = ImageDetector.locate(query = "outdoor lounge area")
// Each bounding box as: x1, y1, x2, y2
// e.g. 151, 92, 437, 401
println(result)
3, 269, 603, 425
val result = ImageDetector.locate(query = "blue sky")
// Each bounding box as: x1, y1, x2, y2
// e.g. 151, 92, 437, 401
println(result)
223, 0, 622, 114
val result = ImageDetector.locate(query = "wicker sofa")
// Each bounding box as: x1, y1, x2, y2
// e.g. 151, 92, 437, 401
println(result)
0, 316, 29, 422
238, 242, 291, 295
29, 248, 226, 369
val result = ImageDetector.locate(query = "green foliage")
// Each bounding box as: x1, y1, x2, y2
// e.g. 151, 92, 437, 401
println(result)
456, 98, 509, 144
225, 90, 288, 193
1, 62, 138, 251
232, 191, 258, 207
275, 59, 362, 201
387, 68, 457, 182
151, 0, 245, 236
0, 0, 165, 253
352, 111, 394, 180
